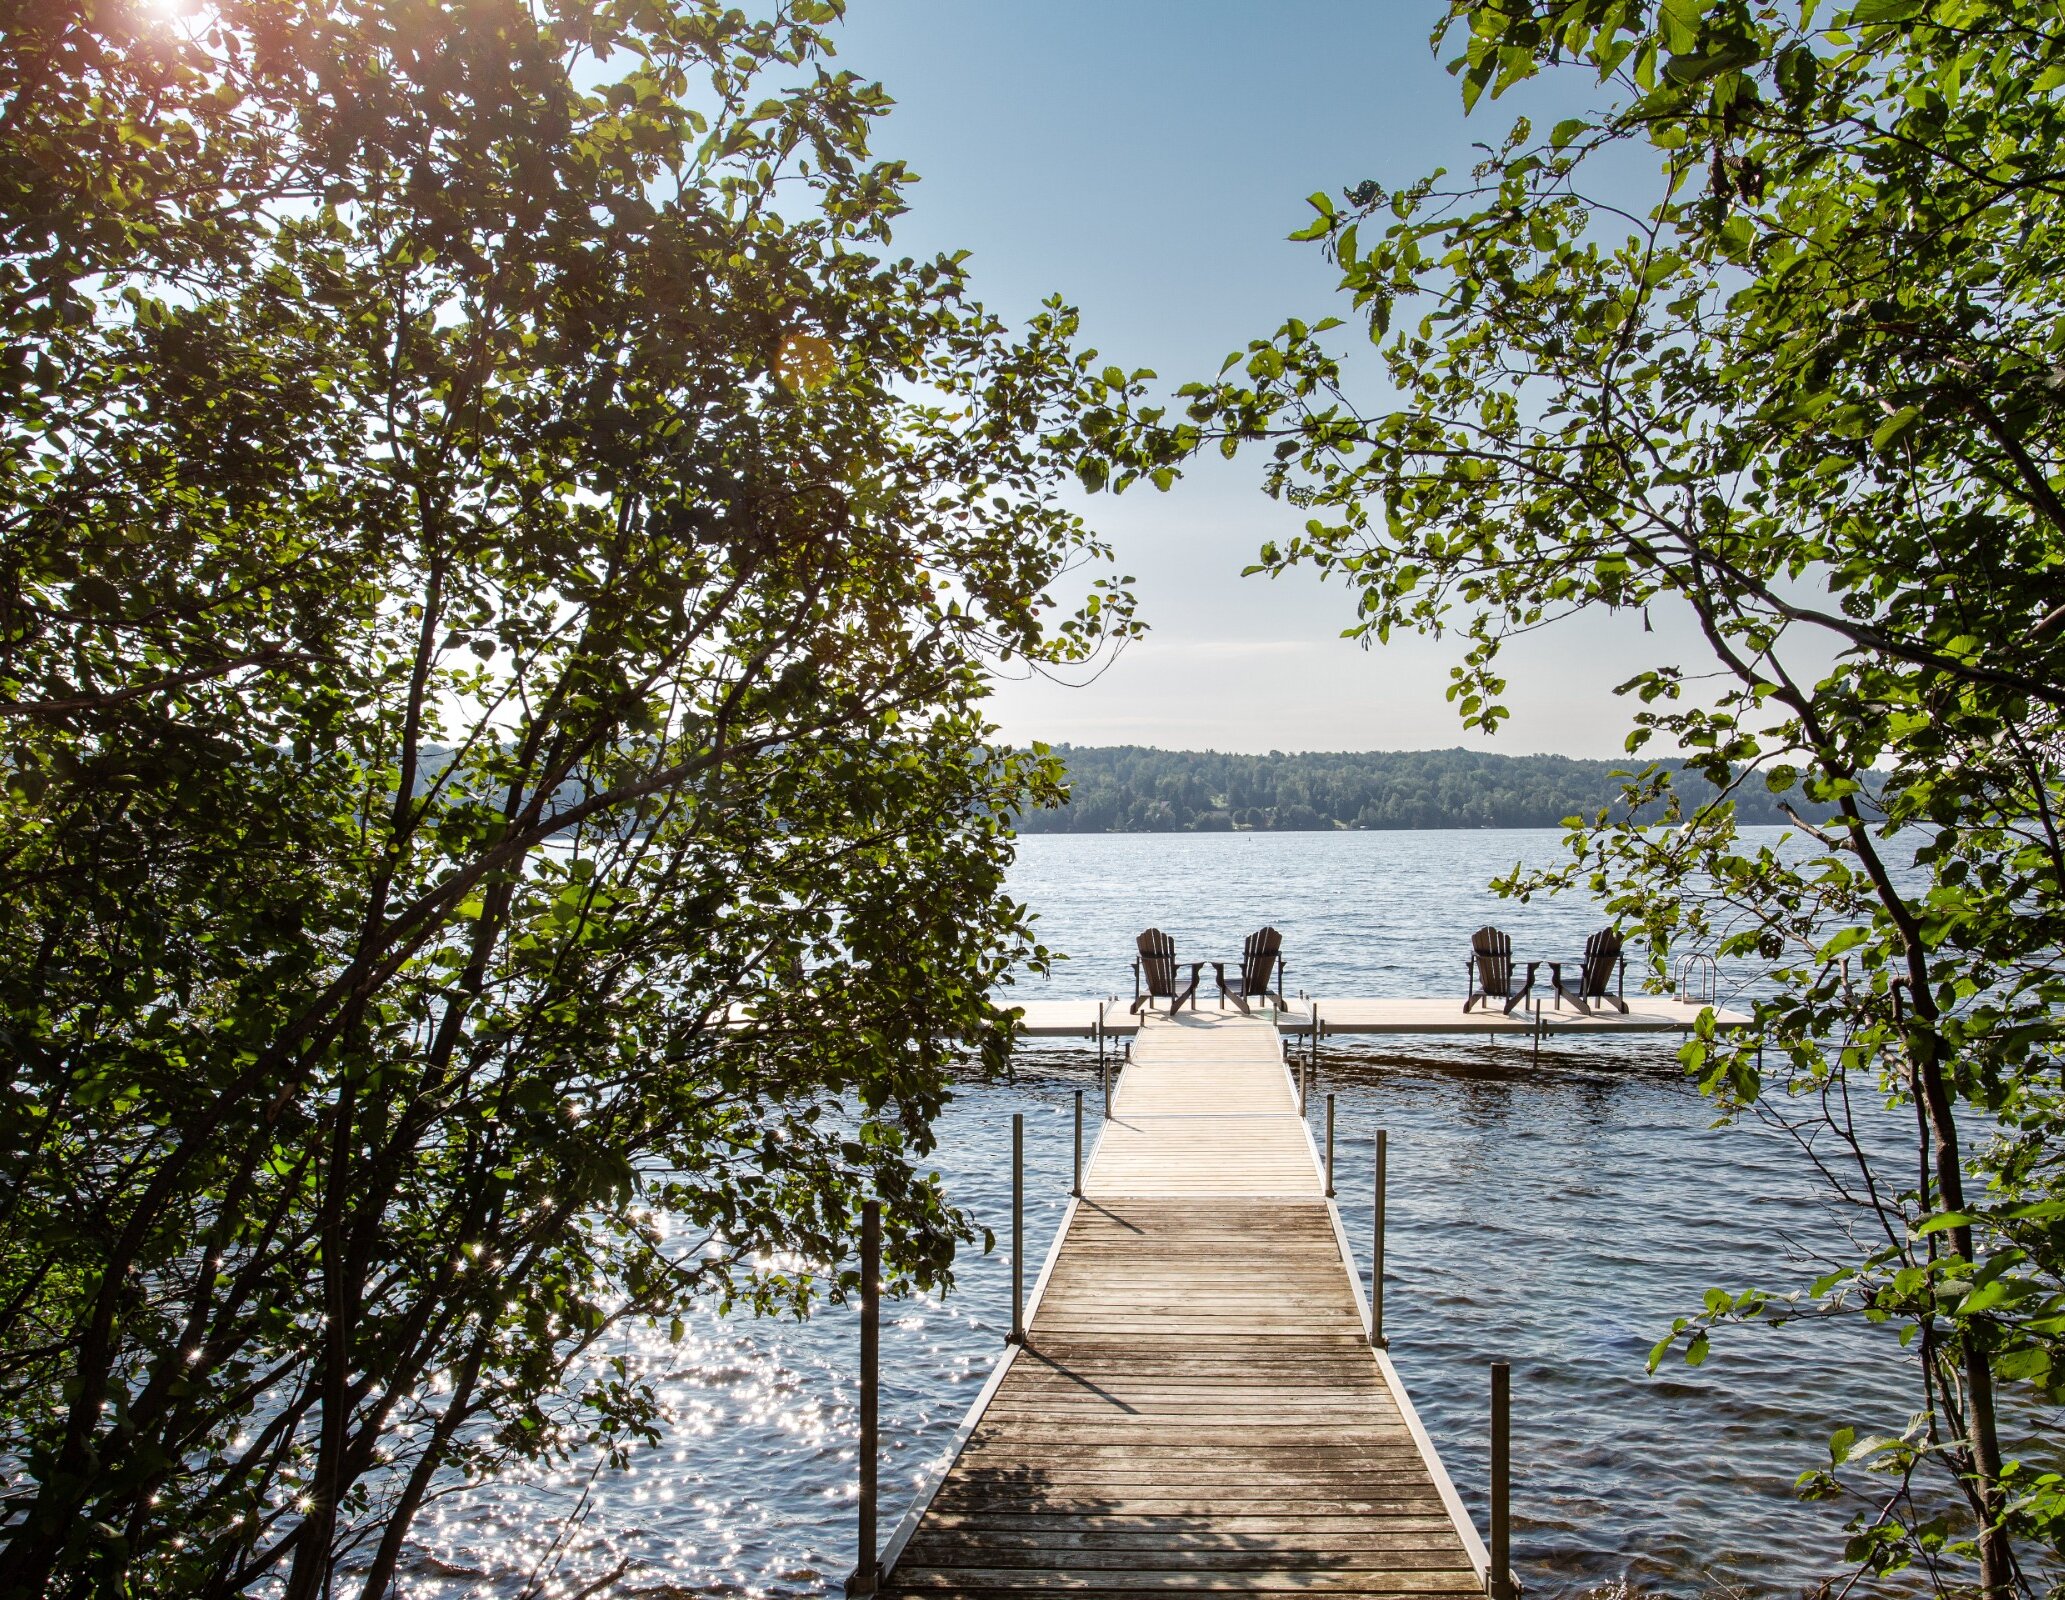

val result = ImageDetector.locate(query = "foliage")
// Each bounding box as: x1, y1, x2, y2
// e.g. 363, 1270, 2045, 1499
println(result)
0, 0, 1135, 1595
1083, 0, 2065, 1591
1016, 743, 1850, 832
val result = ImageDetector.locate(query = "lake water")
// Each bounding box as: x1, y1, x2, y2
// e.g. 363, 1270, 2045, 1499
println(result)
402, 830, 1943, 1600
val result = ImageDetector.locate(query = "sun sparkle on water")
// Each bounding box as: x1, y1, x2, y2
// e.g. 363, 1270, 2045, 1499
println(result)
384, 834, 1963, 1598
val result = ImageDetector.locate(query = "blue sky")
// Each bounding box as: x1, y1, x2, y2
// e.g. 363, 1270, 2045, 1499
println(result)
830, 2, 1679, 758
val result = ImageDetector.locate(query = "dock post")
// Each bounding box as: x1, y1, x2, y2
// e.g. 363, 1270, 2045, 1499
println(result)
1371, 1128, 1388, 1348
848, 1199, 879, 1597
1009, 1112, 1024, 1345
1072, 1090, 1083, 1199
1324, 1094, 1336, 1198
1489, 1361, 1511, 1600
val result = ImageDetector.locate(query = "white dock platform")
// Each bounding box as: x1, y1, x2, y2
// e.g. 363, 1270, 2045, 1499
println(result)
1007, 1000, 1318, 1040
1313, 996, 1752, 1037
1002, 996, 1750, 1042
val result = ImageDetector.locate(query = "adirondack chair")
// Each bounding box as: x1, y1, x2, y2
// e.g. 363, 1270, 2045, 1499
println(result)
1132, 928, 1201, 1014
1214, 926, 1285, 1014
1464, 926, 1539, 1014
1550, 927, 1629, 1013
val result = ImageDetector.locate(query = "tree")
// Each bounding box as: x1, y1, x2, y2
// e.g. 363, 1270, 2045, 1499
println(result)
1086, 0, 2065, 1590
1007, 744, 1851, 831
0, 0, 1134, 1594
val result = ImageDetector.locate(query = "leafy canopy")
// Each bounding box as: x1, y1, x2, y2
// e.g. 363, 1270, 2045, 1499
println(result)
0, 0, 1142, 1595
1082, 0, 2065, 1589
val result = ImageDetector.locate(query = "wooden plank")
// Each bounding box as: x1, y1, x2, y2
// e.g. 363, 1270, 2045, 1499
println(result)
1005, 1000, 1107, 1038
926, 1502, 1456, 1521
879, 1012, 1488, 1599
925, 1519, 1470, 1536
1000, 993, 1745, 1043
905, 1557, 1481, 1577
1539, 997, 1754, 1031
904, 1535, 1464, 1550
929, 1491, 1456, 1511
891, 1567, 1485, 1593
889, 1591, 1475, 1600
1310, 994, 1751, 1034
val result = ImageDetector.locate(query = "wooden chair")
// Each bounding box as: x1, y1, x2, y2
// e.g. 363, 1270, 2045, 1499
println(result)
1214, 926, 1285, 1014
1550, 927, 1628, 1014
1464, 926, 1539, 1014
1132, 928, 1201, 1014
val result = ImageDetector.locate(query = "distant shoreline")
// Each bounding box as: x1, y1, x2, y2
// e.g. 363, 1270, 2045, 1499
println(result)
1013, 744, 1854, 833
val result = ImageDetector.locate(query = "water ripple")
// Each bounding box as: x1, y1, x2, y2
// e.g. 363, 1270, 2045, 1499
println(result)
398, 831, 2015, 1599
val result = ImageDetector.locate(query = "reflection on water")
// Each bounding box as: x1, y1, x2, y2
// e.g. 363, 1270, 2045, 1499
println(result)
397, 1074, 1081, 1600
400, 831, 1957, 1599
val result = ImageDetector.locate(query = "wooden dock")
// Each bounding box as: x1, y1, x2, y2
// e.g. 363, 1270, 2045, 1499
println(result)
1006, 995, 1749, 1043
878, 1010, 1494, 1597
1313, 996, 1749, 1038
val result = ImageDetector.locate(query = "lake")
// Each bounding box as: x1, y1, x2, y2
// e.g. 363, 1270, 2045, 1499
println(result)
400, 830, 1933, 1599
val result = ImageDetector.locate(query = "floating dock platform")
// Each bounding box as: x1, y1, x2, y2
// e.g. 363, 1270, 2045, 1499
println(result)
877, 1009, 1499, 1597
1009, 995, 1751, 1042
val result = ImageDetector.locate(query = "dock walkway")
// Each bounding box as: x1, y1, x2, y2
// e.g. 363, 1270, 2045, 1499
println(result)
879, 1010, 1491, 1598
1010, 995, 1750, 1041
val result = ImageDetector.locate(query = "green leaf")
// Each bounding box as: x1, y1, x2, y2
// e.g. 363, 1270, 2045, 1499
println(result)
1665, 42, 1761, 84
1657, 0, 1709, 55
1819, 925, 1870, 959
1870, 405, 1923, 451
1460, 61, 1493, 113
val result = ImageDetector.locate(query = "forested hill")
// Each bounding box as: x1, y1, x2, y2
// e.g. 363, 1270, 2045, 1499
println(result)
1014, 746, 1829, 832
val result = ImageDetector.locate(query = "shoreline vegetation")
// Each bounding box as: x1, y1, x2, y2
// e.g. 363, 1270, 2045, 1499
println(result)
1015, 744, 1844, 833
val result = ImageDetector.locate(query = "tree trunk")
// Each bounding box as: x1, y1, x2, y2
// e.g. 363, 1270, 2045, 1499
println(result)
1913, 1028, 2012, 1595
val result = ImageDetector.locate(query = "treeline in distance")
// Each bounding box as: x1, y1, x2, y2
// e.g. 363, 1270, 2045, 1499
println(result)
1013, 746, 1835, 832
